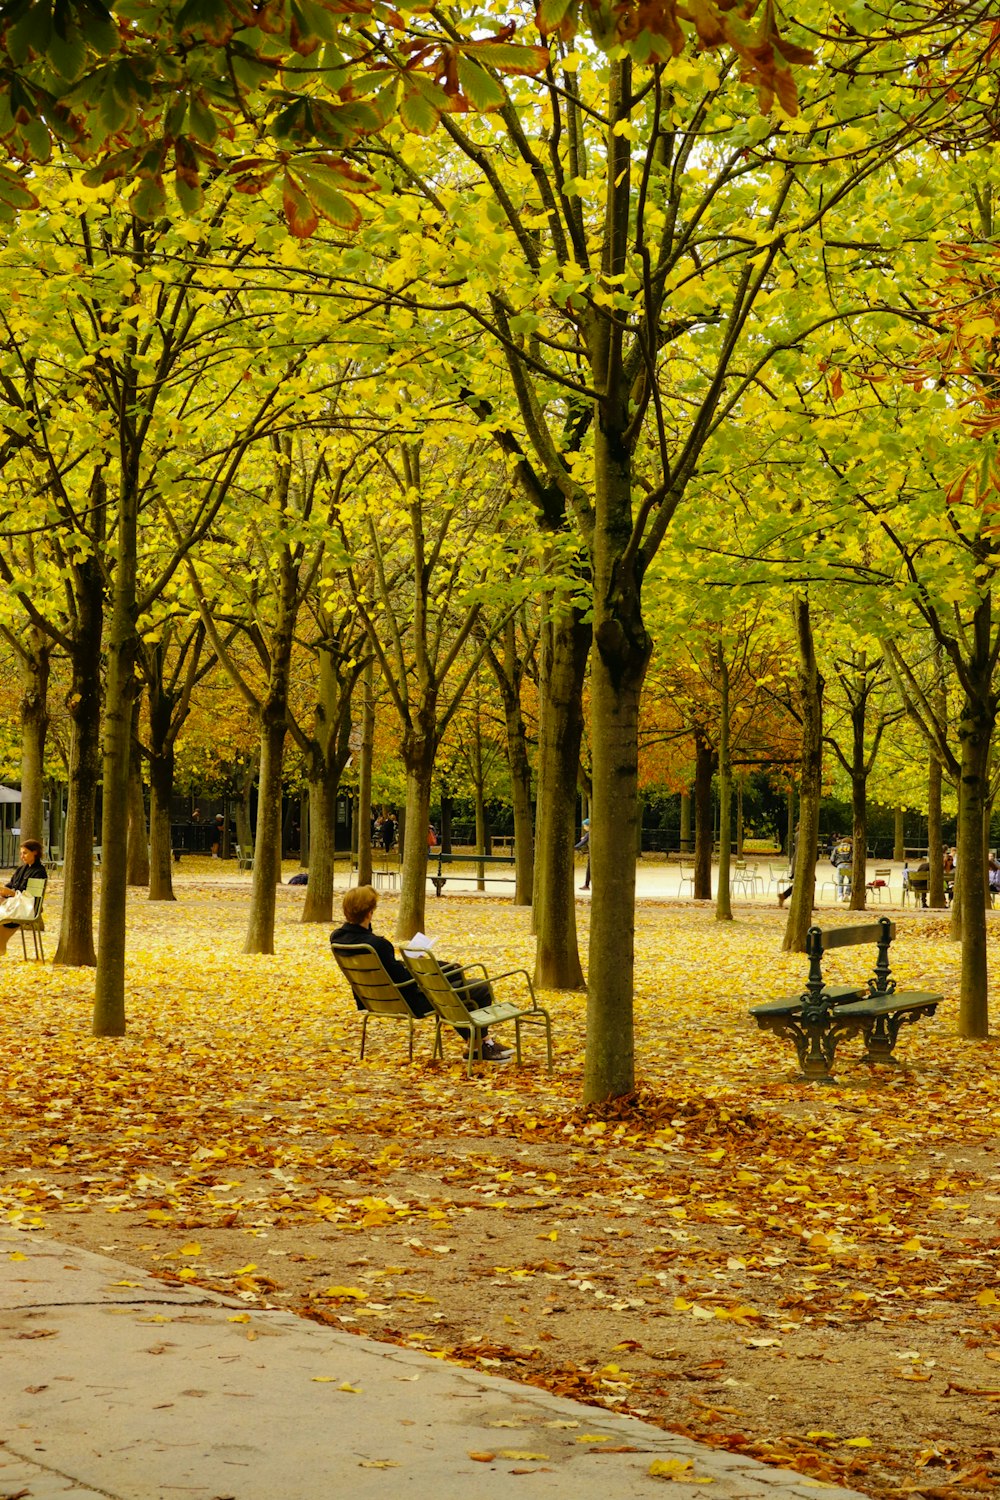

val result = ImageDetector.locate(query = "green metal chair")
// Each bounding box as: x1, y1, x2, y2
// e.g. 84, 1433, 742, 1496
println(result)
330, 942, 428, 1061
402, 949, 553, 1076
14, 877, 47, 961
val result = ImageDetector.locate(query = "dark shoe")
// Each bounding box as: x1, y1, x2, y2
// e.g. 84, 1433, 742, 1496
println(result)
480, 1039, 513, 1062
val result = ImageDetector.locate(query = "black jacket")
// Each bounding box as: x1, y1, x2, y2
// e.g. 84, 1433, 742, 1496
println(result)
329, 919, 432, 1016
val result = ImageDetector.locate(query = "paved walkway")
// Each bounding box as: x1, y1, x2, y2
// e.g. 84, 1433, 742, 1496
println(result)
1, 1228, 868, 1500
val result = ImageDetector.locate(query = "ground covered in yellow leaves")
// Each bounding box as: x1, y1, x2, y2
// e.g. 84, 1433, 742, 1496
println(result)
3, 864, 1000, 1499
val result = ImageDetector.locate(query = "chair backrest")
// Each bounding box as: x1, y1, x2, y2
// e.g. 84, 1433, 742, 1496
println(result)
25, 877, 45, 915
330, 943, 421, 1018
403, 951, 474, 1027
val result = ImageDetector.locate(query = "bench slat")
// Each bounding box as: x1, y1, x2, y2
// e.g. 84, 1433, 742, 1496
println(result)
817, 921, 896, 951
836, 991, 940, 1018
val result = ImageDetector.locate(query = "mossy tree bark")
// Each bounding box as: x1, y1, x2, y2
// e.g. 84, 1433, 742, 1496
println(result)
825, 652, 891, 913
533, 602, 589, 989
14, 627, 51, 841
715, 648, 732, 922
126, 695, 149, 888
93, 460, 139, 1037
297, 639, 364, 924
356, 662, 375, 889
483, 615, 535, 907
692, 733, 715, 901
783, 599, 824, 954
142, 624, 213, 902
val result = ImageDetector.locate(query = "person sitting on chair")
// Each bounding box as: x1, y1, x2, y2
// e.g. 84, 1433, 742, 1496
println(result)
330, 885, 511, 1061
0, 839, 45, 957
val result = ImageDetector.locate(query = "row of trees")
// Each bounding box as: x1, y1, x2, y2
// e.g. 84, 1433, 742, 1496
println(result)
0, 1, 998, 1101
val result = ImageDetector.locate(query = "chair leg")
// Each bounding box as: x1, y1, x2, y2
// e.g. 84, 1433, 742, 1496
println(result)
360, 1013, 369, 1060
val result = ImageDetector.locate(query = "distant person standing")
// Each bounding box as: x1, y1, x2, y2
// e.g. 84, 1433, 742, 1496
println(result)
575, 817, 590, 892
210, 813, 225, 858
381, 813, 397, 853
831, 837, 853, 900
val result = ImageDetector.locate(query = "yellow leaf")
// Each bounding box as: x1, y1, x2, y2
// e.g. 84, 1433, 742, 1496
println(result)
312, 1376, 336, 1382
977, 1289, 999, 1306
8, 1251, 27, 1261
180, 1242, 201, 1256
339, 1382, 362, 1392
227, 1314, 251, 1324
845, 1437, 872, 1448
499, 1450, 551, 1460
322, 1286, 368, 1301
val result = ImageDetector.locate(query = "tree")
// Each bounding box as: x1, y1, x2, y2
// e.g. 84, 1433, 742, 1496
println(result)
352, 5, 997, 1098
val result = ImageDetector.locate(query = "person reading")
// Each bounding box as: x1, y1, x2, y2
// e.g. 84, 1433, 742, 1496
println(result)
330, 885, 511, 1061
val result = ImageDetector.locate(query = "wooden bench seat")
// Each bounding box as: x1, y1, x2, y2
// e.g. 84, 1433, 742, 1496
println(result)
750, 917, 941, 1080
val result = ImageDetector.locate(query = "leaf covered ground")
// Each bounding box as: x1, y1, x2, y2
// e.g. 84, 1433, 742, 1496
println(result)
3, 864, 1000, 1498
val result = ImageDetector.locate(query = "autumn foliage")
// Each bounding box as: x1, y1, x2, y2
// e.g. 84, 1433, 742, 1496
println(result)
3, 867, 998, 1498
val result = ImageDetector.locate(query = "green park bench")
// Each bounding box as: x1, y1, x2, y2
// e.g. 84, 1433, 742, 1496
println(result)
430, 849, 516, 896
750, 917, 941, 1081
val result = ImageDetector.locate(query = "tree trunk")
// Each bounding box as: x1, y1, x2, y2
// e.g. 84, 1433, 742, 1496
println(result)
357, 664, 375, 889
126, 701, 149, 887
585, 626, 649, 1102
956, 709, 993, 1035
533, 604, 589, 989
396, 735, 435, 941
893, 808, 904, 861
147, 736, 176, 902
928, 748, 946, 910
783, 599, 824, 953
680, 789, 691, 854
715, 650, 732, 922
693, 733, 714, 900
244, 714, 286, 954
844, 685, 868, 910
18, 633, 50, 841
735, 778, 744, 858
302, 761, 337, 923
487, 617, 534, 905
55, 568, 103, 968
93, 472, 139, 1036
301, 645, 354, 924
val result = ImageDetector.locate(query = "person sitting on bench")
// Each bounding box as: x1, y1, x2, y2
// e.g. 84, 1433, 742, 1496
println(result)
330, 885, 512, 1061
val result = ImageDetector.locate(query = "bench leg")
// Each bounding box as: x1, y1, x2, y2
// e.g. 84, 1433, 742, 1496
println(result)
431, 878, 446, 896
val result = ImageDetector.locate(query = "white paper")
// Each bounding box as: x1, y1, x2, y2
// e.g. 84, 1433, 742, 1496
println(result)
401, 930, 438, 954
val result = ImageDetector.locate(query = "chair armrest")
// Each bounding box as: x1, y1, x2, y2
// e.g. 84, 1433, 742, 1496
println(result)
478, 967, 542, 1008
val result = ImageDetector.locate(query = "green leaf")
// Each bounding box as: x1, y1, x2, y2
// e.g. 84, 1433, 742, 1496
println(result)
398, 88, 438, 134
47, 23, 87, 81
456, 57, 506, 111
0, 167, 39, 211
293, 165, 361, 230
131, 175, 166, 220
186, 93, 218, 145
7, 2, 52, 67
